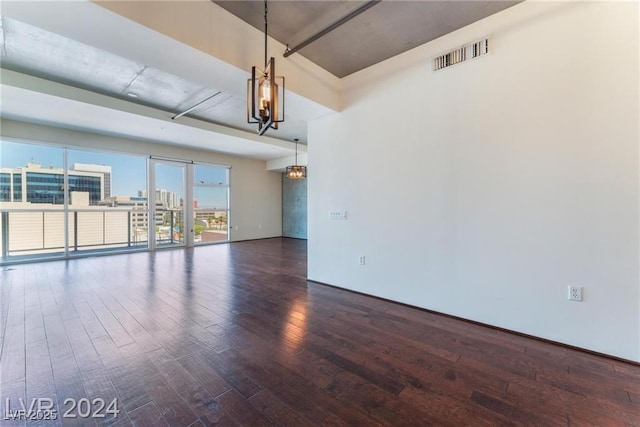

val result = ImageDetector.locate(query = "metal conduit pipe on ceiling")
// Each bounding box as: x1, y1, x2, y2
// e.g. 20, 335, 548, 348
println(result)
283, 0, 382, 58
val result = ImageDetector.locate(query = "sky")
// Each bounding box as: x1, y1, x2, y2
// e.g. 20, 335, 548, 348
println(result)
1, 140, 228, 207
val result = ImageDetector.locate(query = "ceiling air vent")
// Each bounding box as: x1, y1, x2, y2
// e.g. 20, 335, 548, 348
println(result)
433, 38, 490, 71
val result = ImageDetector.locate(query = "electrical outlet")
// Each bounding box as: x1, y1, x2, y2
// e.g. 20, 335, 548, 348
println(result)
568, 285, 583, 302
358, 255, 366, 266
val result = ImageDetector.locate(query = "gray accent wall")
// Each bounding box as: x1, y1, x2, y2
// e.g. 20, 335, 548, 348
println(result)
282, 174, 307, 239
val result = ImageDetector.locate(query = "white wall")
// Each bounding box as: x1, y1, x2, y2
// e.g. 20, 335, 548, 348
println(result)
308, 1, 639, 361
1, 119, 282, 241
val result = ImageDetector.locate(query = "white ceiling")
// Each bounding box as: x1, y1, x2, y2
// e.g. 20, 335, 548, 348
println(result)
0, 0, 520, 163
0, 1, 327, 162
0, 15, 311, 146
0, 1, 320, 160
1, 71, 297, 160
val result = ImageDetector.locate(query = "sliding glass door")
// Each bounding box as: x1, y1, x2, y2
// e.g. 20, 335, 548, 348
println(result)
149, 160, 188, 249
148, 160, 230, 248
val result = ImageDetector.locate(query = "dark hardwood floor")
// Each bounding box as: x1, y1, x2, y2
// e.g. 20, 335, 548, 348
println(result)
1, 238, 638, 426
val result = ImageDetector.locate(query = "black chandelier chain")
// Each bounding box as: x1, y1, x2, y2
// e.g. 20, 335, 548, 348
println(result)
264, 0, 268, 69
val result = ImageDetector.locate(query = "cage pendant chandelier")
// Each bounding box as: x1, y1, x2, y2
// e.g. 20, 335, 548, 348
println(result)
286, 139, 306, 179
247, 0, 285, 136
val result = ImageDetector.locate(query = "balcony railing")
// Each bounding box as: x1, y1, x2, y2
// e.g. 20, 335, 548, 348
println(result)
0, 208, 149, 259
1, 207, 228, 262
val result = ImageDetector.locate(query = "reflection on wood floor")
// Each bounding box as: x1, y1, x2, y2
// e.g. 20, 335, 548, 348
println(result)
1, 238, 638, 426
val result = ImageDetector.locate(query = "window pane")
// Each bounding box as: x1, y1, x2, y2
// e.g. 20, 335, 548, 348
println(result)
194, 183, 228, 244
194, 186, 228, 210
1, 140, 65, 260
194, 209, 228, 244
194, 164, 228, 185
154, 163, 185, 246
0, 173, 10, 201
67, 148, 148, 253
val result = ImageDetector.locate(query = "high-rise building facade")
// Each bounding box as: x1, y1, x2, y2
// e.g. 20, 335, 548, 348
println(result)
155, 188, 178, 209
71, 163, 112, 199
0, 163, 107, 205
